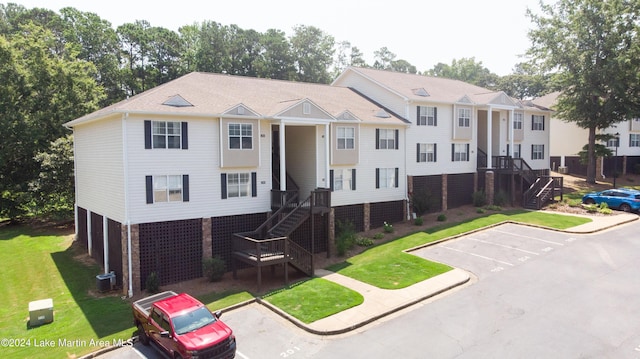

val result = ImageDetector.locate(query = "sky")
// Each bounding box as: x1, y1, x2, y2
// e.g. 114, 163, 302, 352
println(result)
11, 0, 545, 76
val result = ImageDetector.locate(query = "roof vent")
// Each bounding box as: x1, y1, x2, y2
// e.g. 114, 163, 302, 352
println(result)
163, 95, 193, 107
412, 88, 430, 97
375, 109, 391, 118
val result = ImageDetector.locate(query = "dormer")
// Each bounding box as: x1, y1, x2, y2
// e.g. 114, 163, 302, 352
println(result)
162, 94, 193, 108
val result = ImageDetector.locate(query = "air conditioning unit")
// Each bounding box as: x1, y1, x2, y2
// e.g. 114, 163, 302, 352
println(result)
558, 167, 568, 174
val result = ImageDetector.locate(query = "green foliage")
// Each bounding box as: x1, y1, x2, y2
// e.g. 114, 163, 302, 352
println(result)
426, 57, 498, 89
373, 233, 385, 240
145, 272, 160, 293
383, 221, 394, 233
484, 205, 503, 211
414, 217, 424, 226
410, 189, 433, 216
355, 236, 374, 247
476, 208, 486, 214
493, 190, 509, 207
437, 214, 447, 222
472, 191, 487, 207
336, 219, 356, 256
203, 256, 226, 282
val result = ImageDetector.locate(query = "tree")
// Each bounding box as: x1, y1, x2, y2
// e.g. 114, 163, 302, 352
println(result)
427, 57, 498, 88
290, 25, 335, 83
118, 20, 153, 96
255, 28, 295, 80
527, 0, 640, 184
0, 23, 102, 219
494, 63, 553, 99
373, 46, 396, 70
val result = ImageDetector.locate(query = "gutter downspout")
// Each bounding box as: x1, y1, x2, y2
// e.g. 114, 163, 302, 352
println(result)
122, 113, 133, 298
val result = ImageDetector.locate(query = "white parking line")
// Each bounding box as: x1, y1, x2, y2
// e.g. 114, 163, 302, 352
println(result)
131, 347, 147, 359
468, 238, 540, 255
236, 350, 250, 359
442, 246, 514, 266
492, 229, 565, 246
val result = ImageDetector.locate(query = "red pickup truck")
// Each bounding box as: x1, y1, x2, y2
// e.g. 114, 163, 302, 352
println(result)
133, 291, 236, 359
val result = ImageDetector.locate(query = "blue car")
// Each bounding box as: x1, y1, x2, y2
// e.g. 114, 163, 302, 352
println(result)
582, 188, 640, 212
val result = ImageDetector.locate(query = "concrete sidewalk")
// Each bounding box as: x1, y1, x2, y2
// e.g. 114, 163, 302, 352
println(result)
259, 212, 638, 335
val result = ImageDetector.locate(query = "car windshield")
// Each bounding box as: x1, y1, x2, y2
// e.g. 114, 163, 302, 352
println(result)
172, 307, 216, 335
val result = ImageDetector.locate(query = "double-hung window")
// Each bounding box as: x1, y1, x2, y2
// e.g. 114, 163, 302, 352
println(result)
630, 134, 640, 147
417, 106, 437, 126
507, 144, 521, 158
145, 175, 189, 203
376, 168, 398, 189
458, 108, 471, 128
229, 123, 252, 149
376, 129, 398, 149
330, 169, 356, 191
144, 120, 188, 149
513, 113, 523, 130
532, 115, 545, 131
417, 143, 436, 163
452, 143, 469, 162
221, 172, 257, 199
531, 144, 545, 160
337, 127, 355, 149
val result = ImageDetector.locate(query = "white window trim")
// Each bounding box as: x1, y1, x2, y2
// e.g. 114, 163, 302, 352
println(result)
458, 108, 471, 128
453, 143, 468, 162
337, 126, 355, 150
227, 173, 251, 198
228, 123, 253, 150
152, 121, 182, 149
532, 144, 544, 160
153, 175, 183, 202
532, 115, 544, 131
333, 169, 353, 191
513, 112, 523, 130
378, 129, 396, 149
379, 168, 395, 188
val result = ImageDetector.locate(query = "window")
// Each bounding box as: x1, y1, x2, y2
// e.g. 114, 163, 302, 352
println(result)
532, 115, 545, 131
417, 143, 436, 163
452, 143, 469, 162
229, 123, 253, 149
631, 134, 640, 147
458, 108, 471, 127
221, 172, 257, 199
417, 106, 437, 126
376, 129, 398, 149
513, 113, 523, 130
606, 138, 620, 147
376, 168, 398, 189
227, 173, 250, 198
532, 144, 545, 160
145, 175, 189, 204
331, 169, 355, 191
337, 127, 355, 149
144, 120, 187, 149
507, 144, 521, 158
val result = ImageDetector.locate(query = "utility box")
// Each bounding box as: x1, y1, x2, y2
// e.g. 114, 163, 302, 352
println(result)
29, 298, 53, 326
96, 272, 115, 292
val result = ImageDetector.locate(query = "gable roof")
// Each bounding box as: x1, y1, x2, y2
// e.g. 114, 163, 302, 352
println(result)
65, 72, 407, 127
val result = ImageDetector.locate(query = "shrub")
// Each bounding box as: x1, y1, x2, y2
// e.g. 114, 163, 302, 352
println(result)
373, 233, 385, 240
336, 219, 356, 256
410, 189, 433, 216
484, 204, 503, 211
476, 207, 486, 214
145, 272, 160, 294
355, 236, 374, 247
472, 191, 487, 207
414, 217, 424, 226
203, 256, 226, 282
493, 190, 508, 207
585, 204, 598, 213
437, 214, 447, 222
383, 221, 394, 233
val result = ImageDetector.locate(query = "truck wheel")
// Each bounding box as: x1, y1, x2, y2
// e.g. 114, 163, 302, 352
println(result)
137, 324, 150, 346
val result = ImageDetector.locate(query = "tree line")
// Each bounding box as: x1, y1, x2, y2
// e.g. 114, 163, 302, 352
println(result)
3, 0, 639, 220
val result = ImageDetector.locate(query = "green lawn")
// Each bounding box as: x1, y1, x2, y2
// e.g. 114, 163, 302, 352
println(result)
0, 225, 251, 358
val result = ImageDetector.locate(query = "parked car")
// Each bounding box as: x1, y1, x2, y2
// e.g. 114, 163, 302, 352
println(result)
133, 291, 236, 359
582, 188, 640, 212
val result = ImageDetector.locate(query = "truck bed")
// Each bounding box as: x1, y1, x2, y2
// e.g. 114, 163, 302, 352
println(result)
132, 291, 177, 316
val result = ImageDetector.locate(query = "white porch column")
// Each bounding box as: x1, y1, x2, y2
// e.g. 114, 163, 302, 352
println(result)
103, 216, 109, 273
279, 121, 286, 191
324, 124, 330, 189
509, 109, 514, 157
86, 210, 92, 255
486, 106, 493, 168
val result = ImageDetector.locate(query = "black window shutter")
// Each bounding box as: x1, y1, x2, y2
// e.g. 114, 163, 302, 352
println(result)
395, 130, 399, 149
182, 175, 189, 202
531, 115, 535, 130
145, 176, 153, 204
531, 144, 534, 160
434, 143, 437, 161
351, 169, 356, 190
395, 168, 399, 188
466, 144, 470, 161
375, 168, 380, 189
181, 122, 188, 149
251, 172, 257, 197
434, 107, 438, 126
221, 173, 227, 199
416, 107, 421, 125
329, 170, 334, 191
542, 116, 545, 131
451, 144, 455, 161
416, 143, 421, 162
375, 129, 380, 149
144, 120, 152, 149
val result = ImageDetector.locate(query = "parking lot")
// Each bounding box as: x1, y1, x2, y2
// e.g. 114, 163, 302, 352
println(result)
413, 223, 580, 278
